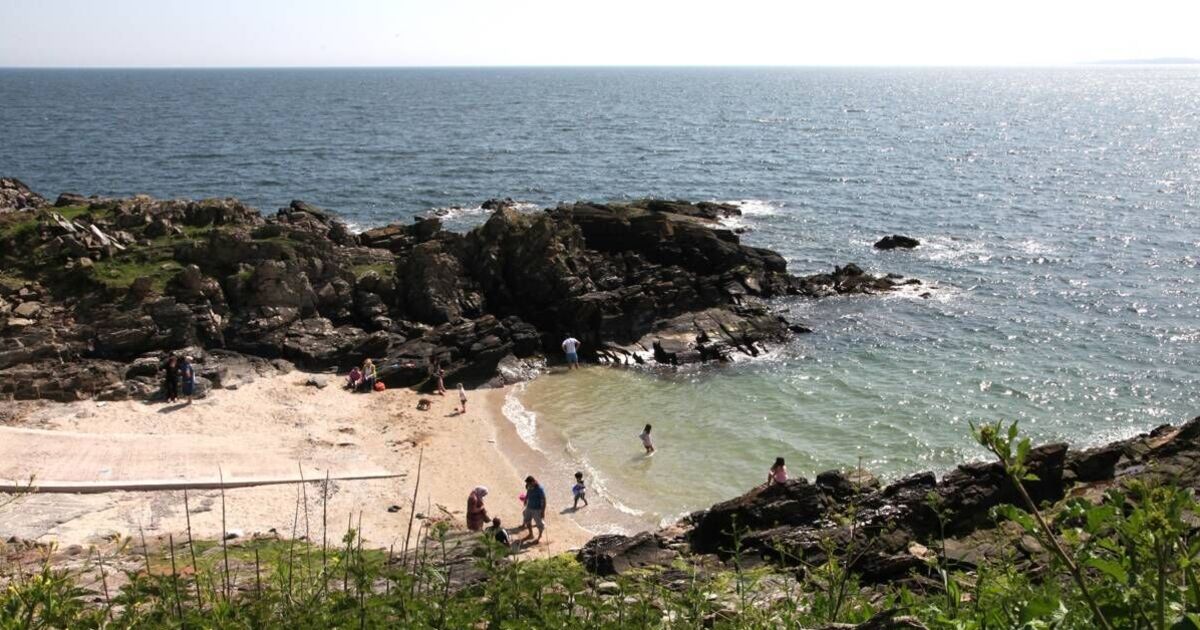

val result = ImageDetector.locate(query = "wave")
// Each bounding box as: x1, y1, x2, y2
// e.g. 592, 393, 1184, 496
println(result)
561, 442, 648, 519
501, 383, 542, 452
714, 199, 784, 231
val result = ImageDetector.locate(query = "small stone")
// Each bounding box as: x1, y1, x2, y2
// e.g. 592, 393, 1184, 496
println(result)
304, 376, 328, 389
596, 581, 620, 595
12, 302, 40, 318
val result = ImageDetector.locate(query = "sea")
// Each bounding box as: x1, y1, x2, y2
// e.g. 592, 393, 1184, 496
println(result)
2, 67, 1198, 530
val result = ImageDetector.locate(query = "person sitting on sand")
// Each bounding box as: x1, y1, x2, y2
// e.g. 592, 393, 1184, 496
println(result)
361, 358, 378, 392
487, 517, 511, 548
179, 355, 196, 405
466, 486, 489, 531
346, 366, 363, 390
458, 383, 467, 414
572, 471, 588, 509
521, 476, 547, 544
768, 457, 788, 485
561, 334, 581, 370
639, 424, 655, 454
162, 355, 179, 403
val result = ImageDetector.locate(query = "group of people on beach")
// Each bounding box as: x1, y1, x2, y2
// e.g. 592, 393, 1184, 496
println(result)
160, 355, 196, 404
466, 473, 563, 549
344, 358, 380, 392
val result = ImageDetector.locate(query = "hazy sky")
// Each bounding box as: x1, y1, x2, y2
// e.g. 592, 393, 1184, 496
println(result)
2, 0, 1197, 67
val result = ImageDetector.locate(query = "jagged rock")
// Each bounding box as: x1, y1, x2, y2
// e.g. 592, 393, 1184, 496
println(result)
0, 178, 48, 213
481, 197, 517, 211
874, 235, 921, 250
578, 532, 678, 576
399, 240, 482, 324
2, 184, 915, 400
688, 479, 826, 555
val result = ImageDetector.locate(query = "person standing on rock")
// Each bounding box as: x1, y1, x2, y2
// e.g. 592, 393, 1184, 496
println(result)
179, 356, 196, 405
561, 334, 581, 370
521, 476, 547, 544
162, 355, 179, 403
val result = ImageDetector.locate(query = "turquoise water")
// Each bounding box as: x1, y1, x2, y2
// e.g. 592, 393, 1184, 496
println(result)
2, 67, 1198, 525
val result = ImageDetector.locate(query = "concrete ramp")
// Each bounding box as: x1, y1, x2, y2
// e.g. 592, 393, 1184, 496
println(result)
0, 426, 397, 494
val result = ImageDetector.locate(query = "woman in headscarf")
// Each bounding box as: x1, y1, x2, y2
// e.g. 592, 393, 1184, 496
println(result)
466, 486, 489, 531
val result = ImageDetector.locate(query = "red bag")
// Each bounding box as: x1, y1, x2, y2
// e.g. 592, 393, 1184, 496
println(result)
373, 381, 386, 392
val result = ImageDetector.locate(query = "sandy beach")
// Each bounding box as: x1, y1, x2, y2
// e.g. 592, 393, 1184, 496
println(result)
0, 371, 596, 559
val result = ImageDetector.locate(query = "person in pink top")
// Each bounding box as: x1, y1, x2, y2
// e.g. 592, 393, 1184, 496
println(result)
767, 457, 788, 485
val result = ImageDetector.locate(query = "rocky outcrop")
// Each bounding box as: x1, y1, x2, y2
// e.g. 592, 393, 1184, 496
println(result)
0, 184, 916, 400
577, 532, 679, 576
595, 419, 1196, 587
0, 178, 48, 213
874, 235, 920, 250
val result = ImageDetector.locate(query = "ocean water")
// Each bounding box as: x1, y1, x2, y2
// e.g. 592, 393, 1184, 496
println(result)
2, 67, 1198, 528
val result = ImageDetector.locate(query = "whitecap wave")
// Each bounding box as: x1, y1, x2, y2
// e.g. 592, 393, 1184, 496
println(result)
425, 201, 540, 224
501, 383, 542, 452
713, 199, 783, 231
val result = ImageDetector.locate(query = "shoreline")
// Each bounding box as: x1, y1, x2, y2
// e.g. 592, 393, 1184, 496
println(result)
0, 371, 595, 559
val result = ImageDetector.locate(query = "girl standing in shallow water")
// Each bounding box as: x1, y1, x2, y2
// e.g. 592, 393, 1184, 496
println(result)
639, 424, 655, 455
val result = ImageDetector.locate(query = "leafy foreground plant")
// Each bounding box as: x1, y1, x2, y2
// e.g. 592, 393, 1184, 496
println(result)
6, 422, 1200, 628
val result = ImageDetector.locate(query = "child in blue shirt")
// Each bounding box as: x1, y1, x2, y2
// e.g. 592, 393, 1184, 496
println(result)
572, 471, 588, 509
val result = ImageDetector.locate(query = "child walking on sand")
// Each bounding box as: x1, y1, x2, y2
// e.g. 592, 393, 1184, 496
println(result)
639, 424, 655, 455
572, 472, 588, 509
458, 383, 467, 414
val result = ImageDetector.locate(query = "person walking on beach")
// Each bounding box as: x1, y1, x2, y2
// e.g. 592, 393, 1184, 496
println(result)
466, 486, 489, 531
521, 476, 547, 544
436, 366, 446, 396
178, 355, 196, 405
458, 383, 468, 414
162, 355, 179, 403
561, 334, 581, 369
768, 457, 788, 485
639, 424, 655, 455
572, 471, 588, 509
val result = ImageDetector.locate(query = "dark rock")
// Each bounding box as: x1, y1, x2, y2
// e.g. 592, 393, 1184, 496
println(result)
688, 479, 825, 555
874, 235, 921, 250
577, 532, 678, 576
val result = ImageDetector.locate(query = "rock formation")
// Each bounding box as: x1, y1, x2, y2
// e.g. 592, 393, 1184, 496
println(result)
0, 182, 919, 401
874, 235, 920, 250
578, 417, 1199, 591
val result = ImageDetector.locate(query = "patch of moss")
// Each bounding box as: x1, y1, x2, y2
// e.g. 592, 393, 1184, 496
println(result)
0, 271, 31, 290
90, 258, 183, 291
351, 262, 394, 279
55, 205, 93, 220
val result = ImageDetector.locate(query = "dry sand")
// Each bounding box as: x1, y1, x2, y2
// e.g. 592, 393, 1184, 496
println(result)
0, 371, 594, 559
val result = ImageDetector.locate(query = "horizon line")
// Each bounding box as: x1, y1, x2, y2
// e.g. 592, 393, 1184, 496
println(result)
2, 59, 1199, 71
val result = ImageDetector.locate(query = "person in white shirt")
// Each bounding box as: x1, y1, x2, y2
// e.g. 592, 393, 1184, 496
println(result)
561, 335, 581, 370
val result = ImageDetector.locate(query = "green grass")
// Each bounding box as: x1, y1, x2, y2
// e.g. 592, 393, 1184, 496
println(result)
55, 204, 93, 220
90, 258, 183, 291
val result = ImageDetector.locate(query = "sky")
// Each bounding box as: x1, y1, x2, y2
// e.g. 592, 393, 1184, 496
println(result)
2, 0, 1198, 68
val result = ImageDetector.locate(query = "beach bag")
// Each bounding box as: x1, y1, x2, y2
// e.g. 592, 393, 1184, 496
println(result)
374, 381, 386, 392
